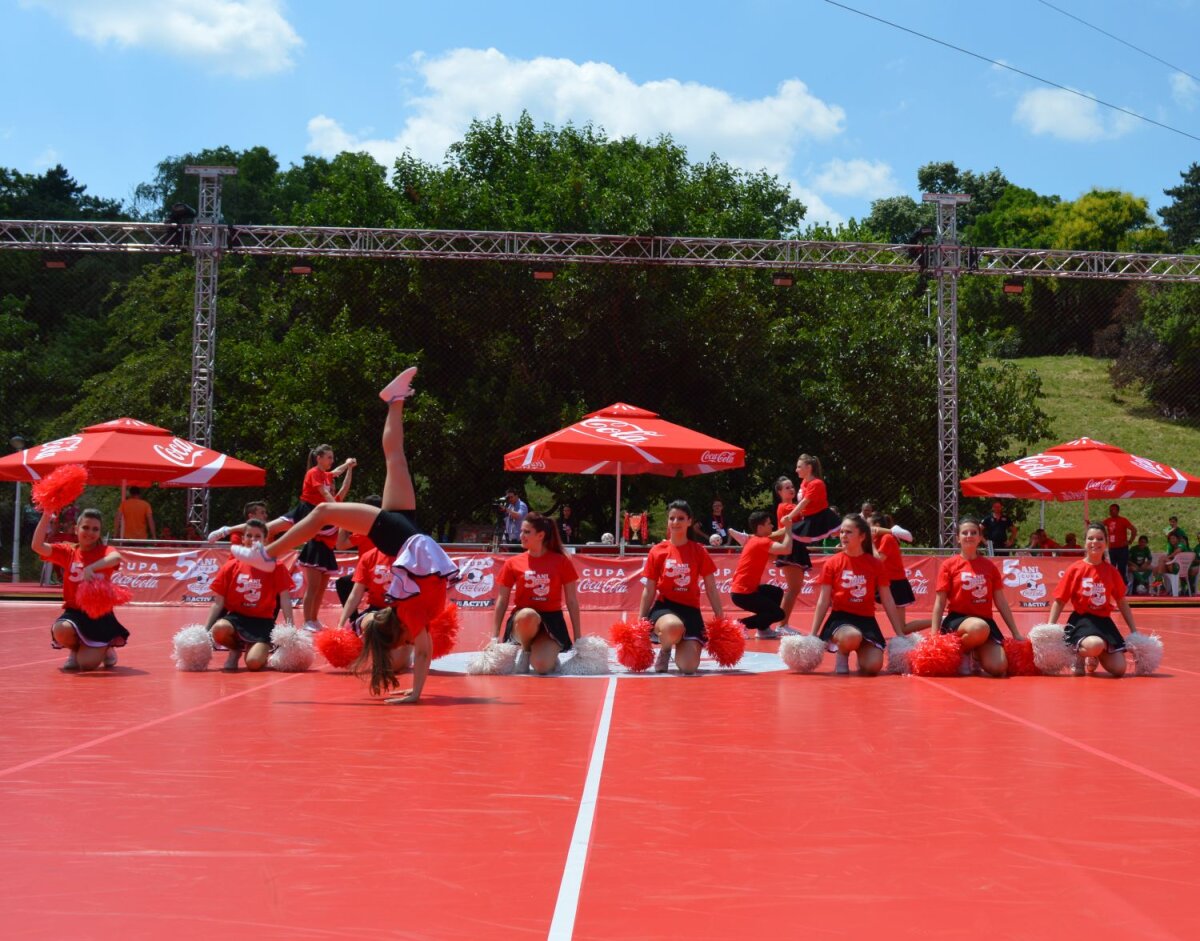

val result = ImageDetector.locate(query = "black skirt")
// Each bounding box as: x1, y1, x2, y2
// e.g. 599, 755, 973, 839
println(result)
221, 611, 276, 646
297, 539, 338, 572
52, 607, 130, 648
818, 610, 885, 650
941, 612, 1004, 645
283, 499, 319, 525
504, 609, 573, 651
648, 600, 707, 642
879, 577, 916, 608
793, 508, 841, 544
1064, 612, 1126, 653
366, 509, 421, 557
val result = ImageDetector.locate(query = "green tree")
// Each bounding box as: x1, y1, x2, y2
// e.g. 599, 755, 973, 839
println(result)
1158, 162, 1200, 250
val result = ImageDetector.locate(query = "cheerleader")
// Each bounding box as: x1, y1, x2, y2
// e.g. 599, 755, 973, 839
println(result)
233, 366, 458, 703
32, 508, 126, 671
869, 513, 930, 636
730, 510, 793, 639
929, 517, 1023, 677
492, 513, 583, 674
771, 476, 805, 634
637, 500, 726, 674
336, 542, 415, 676
808, 514, 905, 675
1047, 523, 1140, 677
203, 519, 296, 671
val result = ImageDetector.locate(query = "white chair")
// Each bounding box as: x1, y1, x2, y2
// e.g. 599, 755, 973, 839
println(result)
1162, 551, 1195, 596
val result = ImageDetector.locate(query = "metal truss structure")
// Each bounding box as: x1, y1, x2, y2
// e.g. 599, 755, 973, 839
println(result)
5, 185, 1200, 538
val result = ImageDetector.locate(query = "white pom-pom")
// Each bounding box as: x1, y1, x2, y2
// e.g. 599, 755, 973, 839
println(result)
780, 634, 825, 673
883, 633, 919, 675
560, 635, 612, 675
1124, 632, 1164, 676
466, 640, 520, 675
172, 623, 214, 672
267, 624, 315, 673
1029, 623, 1075, 675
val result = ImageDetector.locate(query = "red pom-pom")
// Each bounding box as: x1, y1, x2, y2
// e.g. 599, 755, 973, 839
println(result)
429, 603, 460, 659
704, 616, 746, 668
611, 618, 654, 672
314, 626, 364, 669
1003, 638, 1039, 676
75, 578, 132, 618
910, 631, 963, 676
32, 465, 88, 514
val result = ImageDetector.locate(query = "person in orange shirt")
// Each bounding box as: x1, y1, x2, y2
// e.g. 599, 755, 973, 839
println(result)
117, 486, 156, 540
729, 510, 792, 639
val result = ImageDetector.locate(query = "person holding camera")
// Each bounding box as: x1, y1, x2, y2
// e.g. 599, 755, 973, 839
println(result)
500, 489, 528, 544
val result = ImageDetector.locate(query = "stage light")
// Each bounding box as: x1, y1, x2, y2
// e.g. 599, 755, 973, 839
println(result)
1002, 279, 1024, 295
772, 272, 794, 287
532, 269, 555, 281
168, 202, 197, 224
289, 264, 313, 275
44, 260, 66, 269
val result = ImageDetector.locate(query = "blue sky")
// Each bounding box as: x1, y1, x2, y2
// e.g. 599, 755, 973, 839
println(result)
3, 0, 1199, 228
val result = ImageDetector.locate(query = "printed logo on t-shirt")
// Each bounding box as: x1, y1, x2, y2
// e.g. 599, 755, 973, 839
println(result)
235, 572, 263, 606
840, 569, 868, 603
664, 558, 692, 591
1081, 576, 1107, 608
372, 564, 391, 588
523, 568, 552, 601
960, 571, 990, 601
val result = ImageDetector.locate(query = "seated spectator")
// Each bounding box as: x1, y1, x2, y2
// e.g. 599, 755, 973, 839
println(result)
1128, 535, 1152, 594
1062, 532, 1081, 552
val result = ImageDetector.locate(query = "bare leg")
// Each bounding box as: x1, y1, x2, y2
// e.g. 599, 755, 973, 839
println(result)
674, 638, 703, 674
655, 616, 685, 671
956, 618, 991, 651
245, 642, 271, 671
779, 568, 805, 628
856, 644, 883, 675
831, 625, 863, 654
530, 634, 562, 674
302, 569, 331, 624
977, 642, 1007, 677
381, 397, 416, 512
260, 504, 383, 559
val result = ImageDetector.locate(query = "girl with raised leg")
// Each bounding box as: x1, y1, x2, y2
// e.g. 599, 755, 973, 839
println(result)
1047, 523, 1139, 678
492, 512, 583, 674
233, 367, 457, 703
928, 517, 1024, 677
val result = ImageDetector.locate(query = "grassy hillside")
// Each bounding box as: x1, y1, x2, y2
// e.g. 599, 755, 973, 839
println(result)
1002, 355, 1200, 549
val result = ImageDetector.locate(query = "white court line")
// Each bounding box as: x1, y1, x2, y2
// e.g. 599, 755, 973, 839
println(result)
548, 675, 618, 940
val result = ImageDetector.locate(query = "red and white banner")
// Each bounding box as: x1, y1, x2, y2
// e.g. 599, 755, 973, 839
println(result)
106, 549, 1076, 614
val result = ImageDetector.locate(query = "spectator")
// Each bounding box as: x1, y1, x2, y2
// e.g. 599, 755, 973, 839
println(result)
1152, 531, 1191, 594
501, 488, 528, 544
1128, 535, 1153, 594
693, 497, 731, 546
981, 502, 1016, 555
117, 486, 156, 540
556, 503, 580, 545
1101, 503, 1136, 584
1041, 531, 1061, 550
1164, 516, 1189, 551
1062, 532, 1081, 553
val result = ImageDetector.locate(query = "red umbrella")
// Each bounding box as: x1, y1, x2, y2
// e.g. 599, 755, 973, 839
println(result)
0, 417, 266, 488
504, 403, 745, 542
961, 437, 1200, 515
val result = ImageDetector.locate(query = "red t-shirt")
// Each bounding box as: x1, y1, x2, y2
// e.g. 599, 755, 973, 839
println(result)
42, 542, 114, 611
1102, 516, 1134, 549
642, 540, 716, 608
873, 531, 906, 581
211, 558, 294, 619
776, 503, 796, 527
1054, 560, 1126, 617
499, 551, 579, 611
300, 466, 334, 505
819, 551, 887, 616
352, 547, 395, 610
348, 532, 374, 553
732, 536, 774, 594
798, 478, 828, 515
936, 555, 1002, 616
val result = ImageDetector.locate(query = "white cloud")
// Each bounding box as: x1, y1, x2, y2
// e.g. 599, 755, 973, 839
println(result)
22, 0, 301, 77
785, 183, 844, 228
1013, 87, 1136, 142
33, 147, 61, 169
307, 48, 845, 180
1171, 72, 1200, 109
812, 158, 900, 199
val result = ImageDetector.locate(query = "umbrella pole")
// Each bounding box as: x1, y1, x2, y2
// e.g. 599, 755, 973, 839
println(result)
615, 464, 623, 557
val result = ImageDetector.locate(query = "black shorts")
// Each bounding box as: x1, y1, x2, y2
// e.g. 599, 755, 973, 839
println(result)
297, 539, 338, 573
1064, 612, 1126, 653
52, 607, 130, 648
879, 578, 916, 607
504, 609, 573, 651
648, 600, 707, 642
941, 612, 1004, 645
366, 509, 421, 557
779, 541, 812, 569
818, 610, 885, 650
283, 500, 319, 525
219, 611, 276, 646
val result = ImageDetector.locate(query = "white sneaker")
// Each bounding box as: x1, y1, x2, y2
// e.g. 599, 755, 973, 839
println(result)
514, 649, 531, 674
1071, 657, 1086, 676
834, 651, 850, 674
62, 651, 79, 670
206, 526, 231, 543
302, 620, 323, 633
379, 366, 418, 403
777, 625, 802, 636
654, 648, 671, 673
231, 543, 277, 571
103, 649, 118, 669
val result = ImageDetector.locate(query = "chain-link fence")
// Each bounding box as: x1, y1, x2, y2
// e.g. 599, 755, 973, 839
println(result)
3, 244, 1199, 579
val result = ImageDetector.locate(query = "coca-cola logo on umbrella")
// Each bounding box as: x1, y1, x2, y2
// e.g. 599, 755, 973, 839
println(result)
578, 419, 664, 445
1129, 455, 1172, 480
701, 451, 737, 464
1014, 454, 1072, 478
153, 438, 208, 468
35, 436, 83, 459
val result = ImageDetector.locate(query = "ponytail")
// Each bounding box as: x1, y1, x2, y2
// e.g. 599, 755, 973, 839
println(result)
308, 444, 333, 469
352, 608, 403, 696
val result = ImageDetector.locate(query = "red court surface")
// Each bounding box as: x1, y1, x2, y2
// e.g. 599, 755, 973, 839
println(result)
1, 602, 1198, 940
